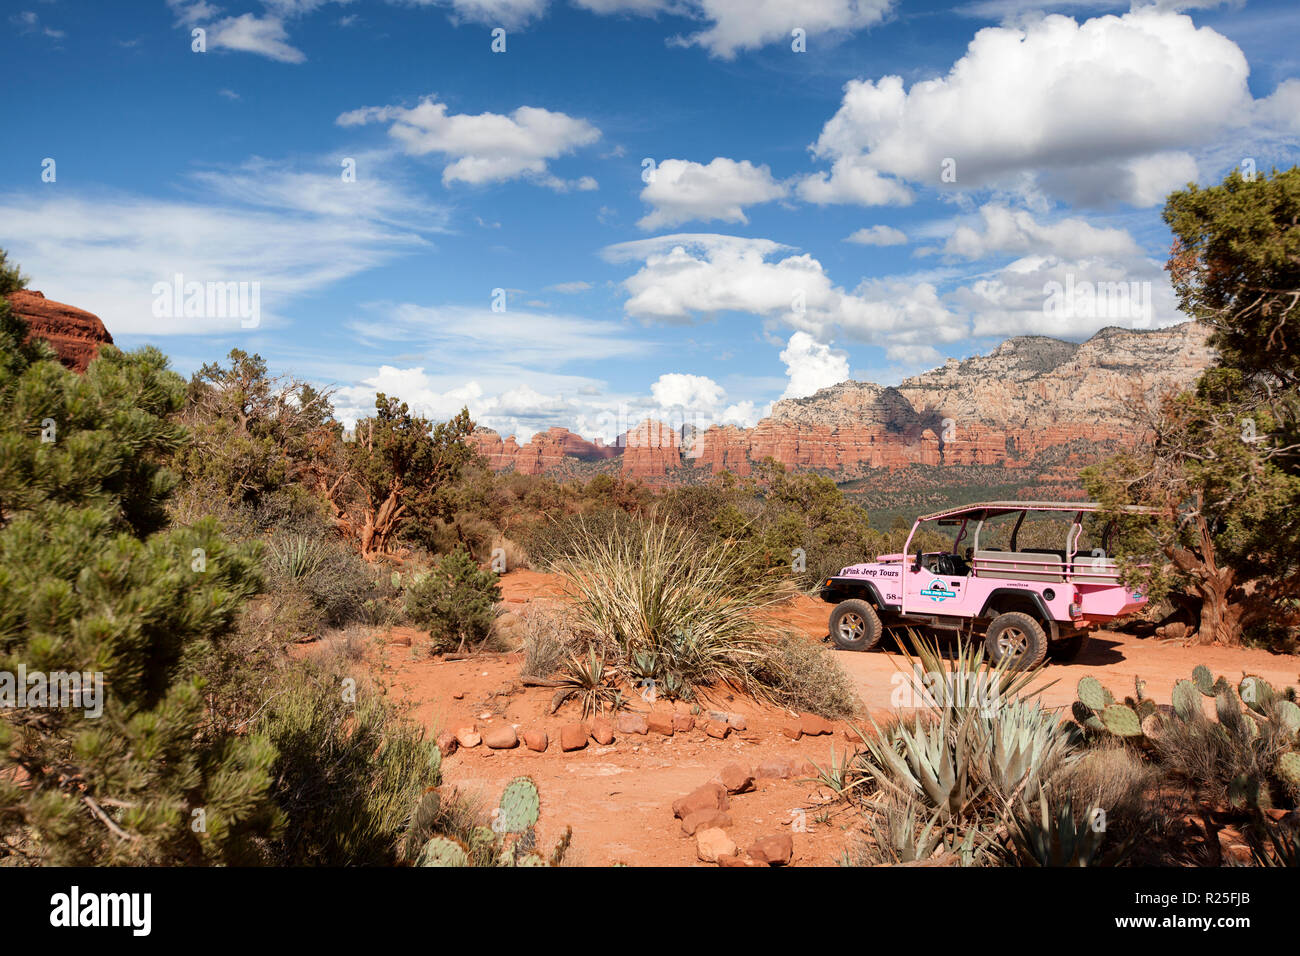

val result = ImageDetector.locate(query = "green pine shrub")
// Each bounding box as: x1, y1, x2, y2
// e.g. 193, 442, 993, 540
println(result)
404, 546, 502, 653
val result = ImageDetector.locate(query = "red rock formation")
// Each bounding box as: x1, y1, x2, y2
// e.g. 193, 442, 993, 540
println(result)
620, 420, 681, 481
468, 322, 1216, 483
470, 426, 618, 475
5, 289, 113, 372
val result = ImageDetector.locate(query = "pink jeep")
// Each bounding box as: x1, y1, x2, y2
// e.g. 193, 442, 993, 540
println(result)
819, 501, 1152, 669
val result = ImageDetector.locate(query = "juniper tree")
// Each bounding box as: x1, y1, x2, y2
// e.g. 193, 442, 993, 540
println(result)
1084, 168, 1300, 645
0, 268, 280, 863
322, 396, 476, 557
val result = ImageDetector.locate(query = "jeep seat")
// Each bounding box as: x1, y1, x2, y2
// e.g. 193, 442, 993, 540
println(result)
973, 550, 1065, 583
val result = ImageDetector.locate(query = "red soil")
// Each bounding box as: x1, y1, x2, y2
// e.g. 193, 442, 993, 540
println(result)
338, 569, 1300, 867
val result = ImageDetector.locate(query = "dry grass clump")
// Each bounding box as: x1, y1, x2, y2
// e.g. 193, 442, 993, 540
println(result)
545, 518, 858, 717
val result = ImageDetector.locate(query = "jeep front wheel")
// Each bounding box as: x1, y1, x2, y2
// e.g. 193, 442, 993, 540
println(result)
984, 612, 1047, 670
829, 599, 883, 651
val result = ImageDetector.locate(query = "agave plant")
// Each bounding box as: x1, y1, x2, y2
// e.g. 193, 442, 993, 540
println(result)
848, 628, 1081, 857
857, 801, 991, 866
1008, 788, 1130, 867
550, 649, 623, 717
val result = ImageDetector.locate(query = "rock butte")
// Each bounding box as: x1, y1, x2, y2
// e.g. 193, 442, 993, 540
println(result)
470, 322, 1216, 483
4, 290, 114, 373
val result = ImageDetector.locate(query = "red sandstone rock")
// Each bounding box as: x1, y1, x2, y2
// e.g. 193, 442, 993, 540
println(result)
5, 290, 113, 372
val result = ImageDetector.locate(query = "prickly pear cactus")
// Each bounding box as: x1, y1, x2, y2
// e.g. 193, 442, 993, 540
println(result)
496, 776, 541, 833
1077, 676, 1108, 712
1278, 752, 1300, 787
1193, 664, 1215, 696
1276, 699, 1300, 735
1072, 700, 1105, 734
1171, 680, 1200, 722
1239, 675, 1275, 714
1100, 704, 1143, 738
1215, 687, 1243, 729
391, 571, 402, 589
417, 836, 470, 867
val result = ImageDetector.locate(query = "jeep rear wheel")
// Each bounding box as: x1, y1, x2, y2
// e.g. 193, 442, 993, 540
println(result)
829, 599, 883, 651
984, 612, 1047, 670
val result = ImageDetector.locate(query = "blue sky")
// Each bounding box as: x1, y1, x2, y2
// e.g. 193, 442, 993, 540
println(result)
3, 0, 1298, 442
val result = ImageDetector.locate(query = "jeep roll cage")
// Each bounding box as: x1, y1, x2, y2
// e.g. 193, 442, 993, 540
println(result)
896, 500, 1158, 617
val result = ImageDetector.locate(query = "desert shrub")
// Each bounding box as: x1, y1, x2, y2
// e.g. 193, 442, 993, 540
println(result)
551, 519, 795, 700
523, 507, 642, 567
1150, 702, 1298, 812
519, 604, 583, 678
404, 546, 502, 653
268, 531, 375, 630
0, 296, 281, 864
750, 636, 860, 719
488, 532, 530, 572
256, 660, 440, 865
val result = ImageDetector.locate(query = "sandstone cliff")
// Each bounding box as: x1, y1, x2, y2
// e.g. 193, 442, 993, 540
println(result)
470, 322, 1215, 485
5, 289, 114, 372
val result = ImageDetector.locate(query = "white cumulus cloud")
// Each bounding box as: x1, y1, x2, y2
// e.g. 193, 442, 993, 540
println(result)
639, 157, 786, 230
337, 96, 600, 188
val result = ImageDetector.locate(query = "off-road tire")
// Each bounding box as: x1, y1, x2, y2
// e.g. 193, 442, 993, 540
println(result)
1047, 632, 1089, 662
984, 612, 1048, 670
829, 599, 883, 651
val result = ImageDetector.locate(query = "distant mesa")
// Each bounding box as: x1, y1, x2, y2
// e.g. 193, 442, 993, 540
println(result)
470, 322, 1217, 484
5, 289, 114, 372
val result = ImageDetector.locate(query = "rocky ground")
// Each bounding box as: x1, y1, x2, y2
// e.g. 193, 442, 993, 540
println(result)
338, 569, 1300, 867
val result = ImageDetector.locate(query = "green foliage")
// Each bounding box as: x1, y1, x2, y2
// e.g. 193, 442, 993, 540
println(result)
334, 398, 476, 555
175, 349, 335, 511
1164, 166, 1300, 384
404, 546, 501, 653
0, 248, 28, 297
1084, 167, 1300, 647
0, 292, 278, 864
255, 660, 440, 865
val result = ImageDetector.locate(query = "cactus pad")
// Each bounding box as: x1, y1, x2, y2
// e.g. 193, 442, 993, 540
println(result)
1238, 675, 1275, 713
416, 836, 469, 867
1100, 704, 1143, 737
1171, 680, 1200, 722
1277, 752, 1300, 787
1276, 700, 1300, 735
1215, 688, 1242, 728
1077, 676, 1107, 712
1192, 664, 1214, 696
496, 776, 541, 833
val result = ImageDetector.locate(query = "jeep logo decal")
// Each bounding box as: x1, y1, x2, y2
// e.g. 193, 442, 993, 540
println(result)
920, 579, 957, 602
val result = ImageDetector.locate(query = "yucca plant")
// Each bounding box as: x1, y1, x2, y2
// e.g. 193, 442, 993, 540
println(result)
550, 519, 796, 700
268, 532, 329, 581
